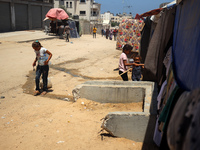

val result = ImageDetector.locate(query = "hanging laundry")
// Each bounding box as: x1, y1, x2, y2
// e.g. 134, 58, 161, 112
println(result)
167, 89, 200, 150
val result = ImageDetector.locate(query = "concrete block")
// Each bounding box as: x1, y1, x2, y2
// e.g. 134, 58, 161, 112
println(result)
101, 112, 149, 142
79, 85, 145, 103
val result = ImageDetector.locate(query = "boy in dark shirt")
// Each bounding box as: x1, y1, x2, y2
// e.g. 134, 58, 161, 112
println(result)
131, 55, 144, 81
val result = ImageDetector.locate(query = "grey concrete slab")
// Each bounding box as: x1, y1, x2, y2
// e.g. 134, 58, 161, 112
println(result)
101, 112, 149, 142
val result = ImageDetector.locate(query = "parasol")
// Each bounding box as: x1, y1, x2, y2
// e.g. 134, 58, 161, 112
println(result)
43, 8, 69, 21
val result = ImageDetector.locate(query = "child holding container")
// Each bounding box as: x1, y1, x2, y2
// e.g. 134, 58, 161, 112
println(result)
32, 40, 52, 96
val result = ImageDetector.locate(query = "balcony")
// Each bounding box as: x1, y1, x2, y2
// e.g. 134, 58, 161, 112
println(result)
92, 3, 100, 10
90, 16, 98, 21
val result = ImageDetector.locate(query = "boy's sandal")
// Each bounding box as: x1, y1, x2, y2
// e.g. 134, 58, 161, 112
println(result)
34, 90, 40, 96
41, 91, 47, 96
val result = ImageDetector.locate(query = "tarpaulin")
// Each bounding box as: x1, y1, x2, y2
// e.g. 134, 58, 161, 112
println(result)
139, 8, 163, 18
172, 0, 200, 91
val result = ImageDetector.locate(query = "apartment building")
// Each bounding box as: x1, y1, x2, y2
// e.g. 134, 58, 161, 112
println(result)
111, 13, 133, 23
54, 0, 101, 24
100, 11, 133, 26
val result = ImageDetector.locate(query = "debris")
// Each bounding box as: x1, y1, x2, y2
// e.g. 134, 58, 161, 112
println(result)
64, 98, 70, 101
48, 119, 53, 123
57, 141, 65, 144
0, 96, 5, 99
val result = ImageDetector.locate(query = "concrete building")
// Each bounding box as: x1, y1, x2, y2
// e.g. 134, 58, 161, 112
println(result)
111, 13, 133, 23
54, 0, 101, 24
0, 0, 54, 32
100, 11, 133, 27
100, 11, 114, 21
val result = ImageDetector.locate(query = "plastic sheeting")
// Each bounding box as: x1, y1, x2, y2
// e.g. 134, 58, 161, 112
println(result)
173, 0, 200, 91
68, 20, 79, 38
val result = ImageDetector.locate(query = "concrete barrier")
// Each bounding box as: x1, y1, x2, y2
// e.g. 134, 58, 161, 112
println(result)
72, 80, 157, 142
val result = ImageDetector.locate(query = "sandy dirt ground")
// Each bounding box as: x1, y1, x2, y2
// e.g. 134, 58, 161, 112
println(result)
0, 33, 143, 150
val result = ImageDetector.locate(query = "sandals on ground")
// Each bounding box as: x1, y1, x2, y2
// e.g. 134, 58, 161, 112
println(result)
41, 91, 47, 96
34, 90, 40, 96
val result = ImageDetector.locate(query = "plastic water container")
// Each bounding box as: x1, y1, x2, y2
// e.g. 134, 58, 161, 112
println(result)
39, 78, 52, 89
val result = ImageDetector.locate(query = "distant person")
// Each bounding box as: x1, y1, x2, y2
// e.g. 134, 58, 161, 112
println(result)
32, 41, 52, 96
109, 29, 113, 40
63, 22, 72, 42
131, 55, 144, 81
101, 28, 104, 37
106, 28, 110, 39
118, 44, 144, 81
113, 28, 118, 41
93, 26, 97, 38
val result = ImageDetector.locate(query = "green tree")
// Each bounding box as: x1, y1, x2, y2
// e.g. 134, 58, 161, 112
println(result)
111, 21, 119, 27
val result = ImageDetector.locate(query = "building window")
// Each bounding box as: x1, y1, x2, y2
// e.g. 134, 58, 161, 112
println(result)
66, 2, 68, 8
80, 0, 86, 3
80, 11, 86, 15
70, 2, 72, 8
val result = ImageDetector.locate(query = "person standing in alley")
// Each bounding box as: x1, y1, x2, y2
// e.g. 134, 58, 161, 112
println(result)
113, 28, 118, 41
93, 26, 97, 38
63, 22, 72, 42
106, 28, 110, 39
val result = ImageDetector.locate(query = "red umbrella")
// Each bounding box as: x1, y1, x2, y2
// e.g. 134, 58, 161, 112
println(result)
44, 8, 69, 21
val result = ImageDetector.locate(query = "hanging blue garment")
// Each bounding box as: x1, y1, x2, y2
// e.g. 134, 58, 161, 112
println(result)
172, 0, 200, 91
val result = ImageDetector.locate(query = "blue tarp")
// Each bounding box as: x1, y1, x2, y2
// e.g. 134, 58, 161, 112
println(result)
68, 20, 79, 38
173, 0, 200, 91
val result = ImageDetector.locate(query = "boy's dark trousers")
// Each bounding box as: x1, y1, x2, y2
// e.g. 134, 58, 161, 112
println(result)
93, 33, 96, 38
66, 34, 69, 42
35, 65, 49, 91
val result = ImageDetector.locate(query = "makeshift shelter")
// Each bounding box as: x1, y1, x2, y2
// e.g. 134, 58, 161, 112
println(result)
172, 0, 200, 91
137, 0, 200, 149
116, 19, 145, 52
44, 8, 69, 21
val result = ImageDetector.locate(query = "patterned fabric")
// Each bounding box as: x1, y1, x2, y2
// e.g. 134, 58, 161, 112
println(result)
116, 19, 145, 52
